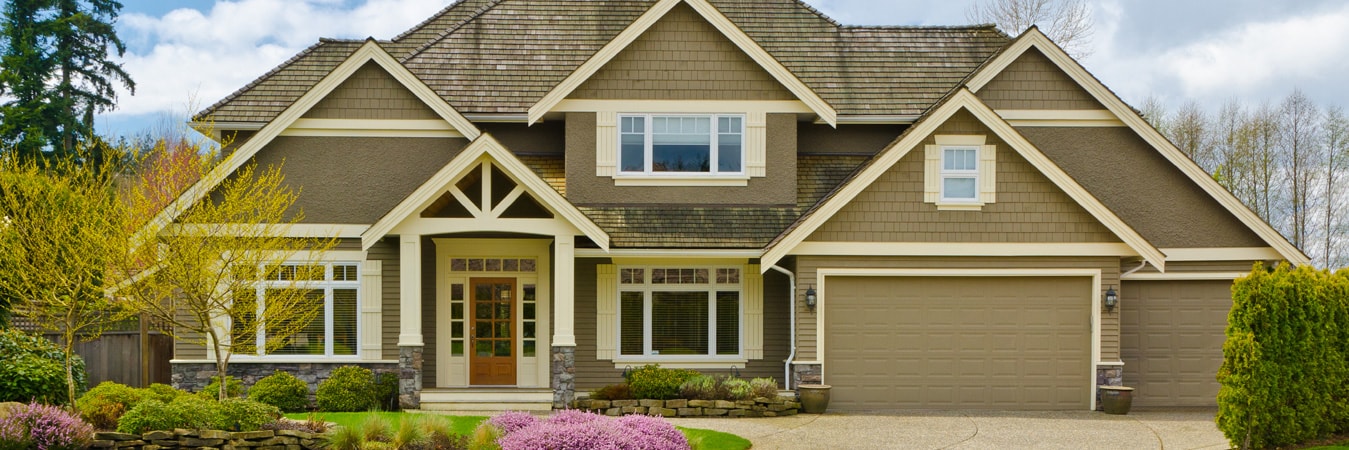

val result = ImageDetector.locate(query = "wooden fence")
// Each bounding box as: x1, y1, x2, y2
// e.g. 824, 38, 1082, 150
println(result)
61, 331, 174, 388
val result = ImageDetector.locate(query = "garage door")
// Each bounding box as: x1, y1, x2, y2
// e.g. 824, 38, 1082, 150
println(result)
825, 276, 1092, 410
1121, 280, 1232, 408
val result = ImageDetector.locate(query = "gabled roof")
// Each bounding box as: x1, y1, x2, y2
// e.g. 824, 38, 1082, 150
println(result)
149, 40, 481, 240
198, 0, 1008, 125
761, 88, 1167, 270
362, 133, 610, 250
966, 27, 1309, 266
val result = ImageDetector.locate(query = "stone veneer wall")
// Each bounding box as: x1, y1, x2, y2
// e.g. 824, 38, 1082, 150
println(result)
90, 429, 324, 449
399, 347, 423, 410
171, 362, 398, 405
791, 363, 822, 389
551, 346, 576, 409
1095, 364, 1124, 411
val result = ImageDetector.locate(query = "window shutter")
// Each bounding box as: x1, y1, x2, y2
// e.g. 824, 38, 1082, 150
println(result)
596, 112, 617, 176
743, 264, 763, 359
924, 145, 941, 203
360, 260, 383, 360
746, 112, 768, 177
596, 264, 617, 360
979, 144, 997, 203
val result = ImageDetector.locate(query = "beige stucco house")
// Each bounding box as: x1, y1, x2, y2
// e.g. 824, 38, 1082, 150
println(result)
164, 0, 1308, 411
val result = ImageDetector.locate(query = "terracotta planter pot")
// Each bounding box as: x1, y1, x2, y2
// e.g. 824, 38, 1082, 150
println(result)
798, 384, 831, 414
1099, 386, 1134, 415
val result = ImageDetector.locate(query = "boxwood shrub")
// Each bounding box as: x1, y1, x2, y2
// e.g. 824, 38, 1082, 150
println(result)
316, 366, 375, 412
198, 375, 247, 400
248, 371, 309, 412
116, 395, 279, 434
0, 328, 87, 405
624, 365, 699, 400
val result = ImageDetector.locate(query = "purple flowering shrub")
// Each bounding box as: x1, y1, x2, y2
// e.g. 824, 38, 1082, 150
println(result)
489, 410, 689, 450
0, 402, 94, 450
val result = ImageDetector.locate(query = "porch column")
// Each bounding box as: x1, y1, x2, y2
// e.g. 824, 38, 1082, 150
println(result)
398, 234, 424, 346
552, 234, 576, 347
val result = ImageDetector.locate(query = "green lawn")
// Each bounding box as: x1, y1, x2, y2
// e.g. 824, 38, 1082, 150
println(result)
284, 412, 751, 450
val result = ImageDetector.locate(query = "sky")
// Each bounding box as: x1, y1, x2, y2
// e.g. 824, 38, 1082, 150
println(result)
96, 0, 1349, 137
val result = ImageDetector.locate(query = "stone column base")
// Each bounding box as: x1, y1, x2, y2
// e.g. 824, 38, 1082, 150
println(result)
399, 346, 424, 410
1095, 364, 1124, 411
551, 346, 576, 409
791, 363, 822, 390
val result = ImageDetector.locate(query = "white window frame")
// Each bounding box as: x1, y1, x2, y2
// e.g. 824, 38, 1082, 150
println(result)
614, 266, 744, 363
940, 146, 980, 203
231, 261, 362, 360
617, 114, 746, 177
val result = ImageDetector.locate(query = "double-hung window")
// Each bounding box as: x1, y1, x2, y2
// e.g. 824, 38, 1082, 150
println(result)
940, 147, 979, 202
619, 114, 744, 175
617, 267, 742, 358
232, 262, 360, 357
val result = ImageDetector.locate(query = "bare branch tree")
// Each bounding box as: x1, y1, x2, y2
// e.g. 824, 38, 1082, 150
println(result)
966, 0, 1095, 58
1139, 95, 1169, 133
1279, 89, 1322, 250
1322, 107, 1348, 268
1172, 100, 1214, 172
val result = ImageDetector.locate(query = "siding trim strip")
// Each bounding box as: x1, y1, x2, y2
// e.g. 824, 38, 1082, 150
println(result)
967, 28, 1308, 266
762, 89, 1166, 272
792, 242, 1137, 257
526, 0, 837, 126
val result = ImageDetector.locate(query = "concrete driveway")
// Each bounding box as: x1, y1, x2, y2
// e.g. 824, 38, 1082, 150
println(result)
668, 409, 1228, 449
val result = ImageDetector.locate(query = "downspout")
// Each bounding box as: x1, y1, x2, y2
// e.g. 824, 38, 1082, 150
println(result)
1122, 260, 1148, 278
768, 265, 797, 389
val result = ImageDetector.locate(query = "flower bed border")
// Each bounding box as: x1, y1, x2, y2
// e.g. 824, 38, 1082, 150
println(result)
576, 397, 800, 417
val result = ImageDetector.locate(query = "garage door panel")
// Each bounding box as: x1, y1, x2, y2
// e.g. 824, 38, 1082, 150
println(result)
826, 276, 1091, 410
1121, 280, 1231, 408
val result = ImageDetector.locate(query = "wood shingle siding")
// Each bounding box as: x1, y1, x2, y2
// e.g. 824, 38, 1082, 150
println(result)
1019, 127, 1269, 248
976, 48, 1105, 111
210, 137, 468, 224
569, 3, 796, 101
302, 62, 441, 120
806, 111, 1121, 244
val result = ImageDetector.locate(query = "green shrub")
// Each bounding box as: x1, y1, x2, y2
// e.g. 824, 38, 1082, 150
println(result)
198, 375, 246, 400
721, 378, 752, 401
140, 383, 185, 404
625, 365, 699, 400
590, 383, 633, 401
216, 398, 281, 431
76, 382, 144, 430
116, 399, 176, 434
678, 376, 719, 400
249, 371, 309, 412
749, 377, 779, 399
0, 328, 87, 404
316, 366, 375, 412
375, 372, 399, 411
1217, 264, 1349, 449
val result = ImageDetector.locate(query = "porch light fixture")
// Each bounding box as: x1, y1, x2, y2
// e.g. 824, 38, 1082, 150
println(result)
1104, 285, 1119, 312
805, 286, 817, 311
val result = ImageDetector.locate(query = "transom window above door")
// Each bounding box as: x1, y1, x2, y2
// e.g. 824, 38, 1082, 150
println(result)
619, 114, 744, 175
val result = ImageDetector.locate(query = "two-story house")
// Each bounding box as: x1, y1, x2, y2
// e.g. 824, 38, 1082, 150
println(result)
161, 0, 1307, 412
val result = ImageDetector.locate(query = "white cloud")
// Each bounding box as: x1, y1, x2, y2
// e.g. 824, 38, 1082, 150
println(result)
108, 0, 452, 118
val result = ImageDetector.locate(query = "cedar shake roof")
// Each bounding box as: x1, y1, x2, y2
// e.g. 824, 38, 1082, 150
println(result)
198, 0, 1009, 124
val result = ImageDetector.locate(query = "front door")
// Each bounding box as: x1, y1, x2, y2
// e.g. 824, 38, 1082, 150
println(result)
470, 278, 516, 385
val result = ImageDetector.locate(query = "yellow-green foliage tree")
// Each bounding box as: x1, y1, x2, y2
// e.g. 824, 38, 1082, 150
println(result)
118, 138, 336, 400
0, 150, 133, 406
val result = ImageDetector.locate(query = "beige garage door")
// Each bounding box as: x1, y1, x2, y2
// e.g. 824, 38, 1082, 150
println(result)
825, 276, 1092, 410
1121, 280, 1232, 408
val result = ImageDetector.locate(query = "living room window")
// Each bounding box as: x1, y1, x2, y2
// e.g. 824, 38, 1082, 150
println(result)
616, 267, 742, 358
619, 114, 744, 175
231, 262, 360, 358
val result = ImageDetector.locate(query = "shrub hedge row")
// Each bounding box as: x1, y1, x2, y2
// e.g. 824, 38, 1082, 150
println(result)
1217, 264, 1349, 449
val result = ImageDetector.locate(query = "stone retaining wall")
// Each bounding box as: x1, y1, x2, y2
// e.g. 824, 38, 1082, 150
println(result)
89, 429, 325, 450
172, 362, 399, 407
577, 397, 800, 418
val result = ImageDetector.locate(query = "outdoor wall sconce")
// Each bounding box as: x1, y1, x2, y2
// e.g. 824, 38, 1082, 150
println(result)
805, 286, 817, 311
1104, 285, 1119, 312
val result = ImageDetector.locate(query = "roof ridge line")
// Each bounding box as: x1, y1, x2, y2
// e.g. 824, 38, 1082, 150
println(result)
401, 0, 506, 63
841, 24, 1001, 30
196, 40, 348, 120
390, 0, 472, 43
786, 0, 841, 27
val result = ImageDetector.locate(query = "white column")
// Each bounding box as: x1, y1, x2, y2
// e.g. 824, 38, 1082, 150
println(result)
398, 234, 424, 347
552, 234, 576, 347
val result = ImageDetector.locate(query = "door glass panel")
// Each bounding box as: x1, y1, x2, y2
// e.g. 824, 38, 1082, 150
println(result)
523, 341, 535, 357
475, 303, 492, 319
475, 321, 491, 338
523, 303, 535, 320
451, 303, 463, 320
475, 340, 492, 356
475, 284, 491, 300
494, 340, 511, 357
523, 285, 535, 301
494, 322, 510, 338
523, 322, 535, 339
451, 341, 464, 356
451, 322, 463, 339
495, 303, 510, 319
451, 284, 464, 300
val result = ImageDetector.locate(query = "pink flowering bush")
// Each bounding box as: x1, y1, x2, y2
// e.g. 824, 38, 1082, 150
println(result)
488, 410, 689, 450
0, 402, 94, 450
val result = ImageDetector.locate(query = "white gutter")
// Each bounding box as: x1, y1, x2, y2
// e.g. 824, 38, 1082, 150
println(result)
1122, 260, 1149, 278
768, 264, 797, 388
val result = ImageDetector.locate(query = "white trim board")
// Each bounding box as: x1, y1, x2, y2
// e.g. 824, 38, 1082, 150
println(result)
1122, 272, 1248, 281
280, 119, 465, 138
760, 89, 1166, 272
966, 27, 1308, 266
553, 99, 813, 114
997, 109, 1125, 126
526, 0, 836, 126
575, 248, 762, 258
813, 267, 1103, 411
143, 39, 482, 246
791, 242, 1138, 257
1161, 247, 1283, 261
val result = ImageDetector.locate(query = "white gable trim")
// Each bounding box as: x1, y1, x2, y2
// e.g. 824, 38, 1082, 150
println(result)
968, 28, 1309, 266
143, 40, 482, 244
361, 133, 609, 250
525, 0, 836, 126
761, 89, 1166, 271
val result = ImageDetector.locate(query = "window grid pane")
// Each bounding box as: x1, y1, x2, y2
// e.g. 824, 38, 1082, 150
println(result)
620, 292, 644, 356
619, 114, 743, 175
716, 291, 739, 355
238, 262, 362, 358
651, 291, 708, 355
332, 289, 357, 355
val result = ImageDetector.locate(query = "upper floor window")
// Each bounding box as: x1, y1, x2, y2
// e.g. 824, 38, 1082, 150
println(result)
924, 135, 996, 210
941, 147, 979, 202
619, 114, 743, 175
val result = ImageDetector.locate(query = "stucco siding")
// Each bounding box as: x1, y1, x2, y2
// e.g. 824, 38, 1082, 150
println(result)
807, 110, 1120, 243
303, 61, 441, 120
1019, 127, 1268, 248
568, 3, 795, 101
977, 48, 1104, 110
564, 112, 797, 205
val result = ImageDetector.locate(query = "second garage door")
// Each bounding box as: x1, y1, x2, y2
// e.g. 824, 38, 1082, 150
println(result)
1121, 280, 1232, 408
825, 276, 1092, 410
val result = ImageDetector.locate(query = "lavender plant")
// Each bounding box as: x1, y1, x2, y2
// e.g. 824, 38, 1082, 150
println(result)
0, 402, 94, 450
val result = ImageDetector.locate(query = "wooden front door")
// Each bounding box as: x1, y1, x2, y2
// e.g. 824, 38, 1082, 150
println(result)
470, 278, 516, 385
